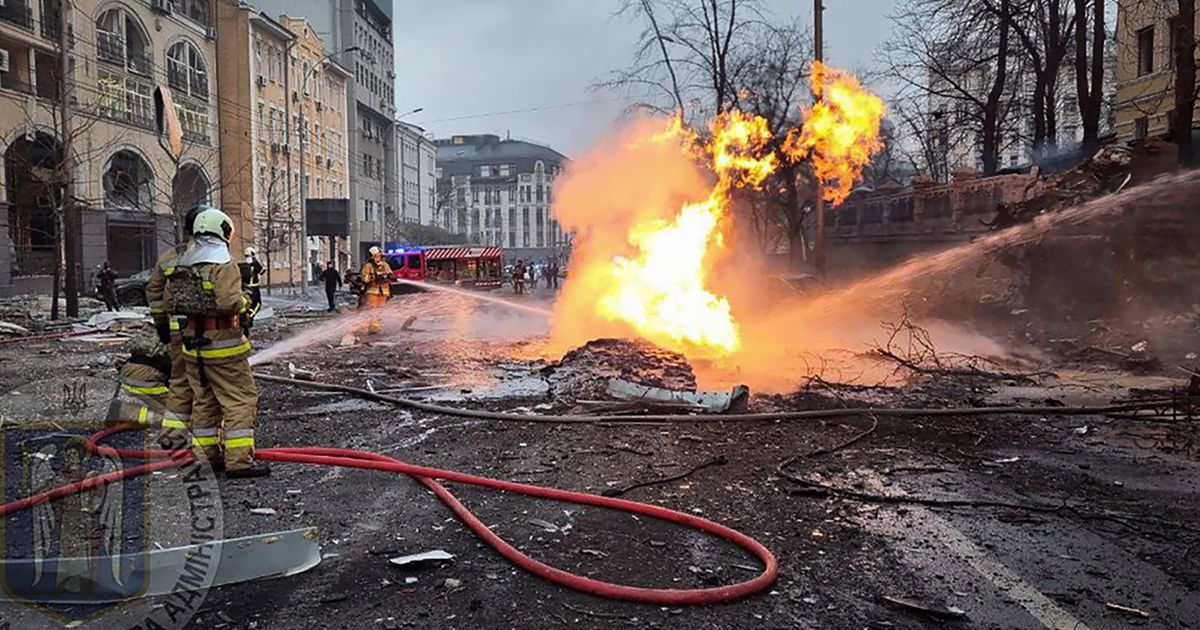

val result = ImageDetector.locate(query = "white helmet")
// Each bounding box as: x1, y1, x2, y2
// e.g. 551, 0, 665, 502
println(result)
192, 207, 234, 242
368, 246, 382, 256
244, 246, 257, 257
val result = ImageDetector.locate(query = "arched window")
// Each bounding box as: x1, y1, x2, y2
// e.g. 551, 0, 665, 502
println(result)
104, 150, 153, 211
167, 41, 208, 99
95, 7, 152, 76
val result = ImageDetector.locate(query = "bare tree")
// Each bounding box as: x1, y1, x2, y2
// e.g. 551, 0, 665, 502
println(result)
603, 0, 765, 123
882, 0, 1020, 175
1073, 0, 1107, 152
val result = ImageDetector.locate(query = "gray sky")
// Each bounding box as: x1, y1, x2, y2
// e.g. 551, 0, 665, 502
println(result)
393, 0, 900, 156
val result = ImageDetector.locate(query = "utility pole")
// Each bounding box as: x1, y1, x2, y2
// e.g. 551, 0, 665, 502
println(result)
59, 0, 79, 317
812, 0, 826, 277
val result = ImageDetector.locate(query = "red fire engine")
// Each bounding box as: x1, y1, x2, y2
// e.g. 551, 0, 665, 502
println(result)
385, 246, 504, 290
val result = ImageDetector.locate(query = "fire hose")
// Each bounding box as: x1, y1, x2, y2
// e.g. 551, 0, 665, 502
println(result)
0, 425, 777, 606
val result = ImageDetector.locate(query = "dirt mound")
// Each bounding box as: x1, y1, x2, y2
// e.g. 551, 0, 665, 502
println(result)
543, 338, 697, 401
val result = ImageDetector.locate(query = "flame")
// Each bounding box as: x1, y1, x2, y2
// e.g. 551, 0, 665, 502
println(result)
785, 61, 886, 205
550, 65, 885, 366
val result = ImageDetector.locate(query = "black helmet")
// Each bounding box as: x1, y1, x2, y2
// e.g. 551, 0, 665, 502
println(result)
182, 204, 205, 236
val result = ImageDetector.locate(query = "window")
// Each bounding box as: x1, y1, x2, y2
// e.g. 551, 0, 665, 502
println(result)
1134, 116, 1149, 140
479, 165, 489, 177
1137, 27, 1155, 76
1168, 17, 1182, 68
167, 41, 209, 100
499, 164, 511, 177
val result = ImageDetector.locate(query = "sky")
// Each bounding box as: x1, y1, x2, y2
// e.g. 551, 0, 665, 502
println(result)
393, 0, 901, 157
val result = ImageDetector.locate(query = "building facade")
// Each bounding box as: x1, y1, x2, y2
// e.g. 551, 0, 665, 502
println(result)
249, 0, 396, 262
1, 0, 221, 294
395, 121, 436, 227
1114, 0, 1195, 143
215, 4, 350, 287
435, 134, 568, 261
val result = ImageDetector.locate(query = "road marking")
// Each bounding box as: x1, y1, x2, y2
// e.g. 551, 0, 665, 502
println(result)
916, 508, 1091, 630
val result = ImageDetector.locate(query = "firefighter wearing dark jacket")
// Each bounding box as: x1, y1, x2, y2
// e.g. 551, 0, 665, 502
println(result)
145, 205, 204, 450
238, 247, 264, 334
357, 246, 391, 335
169, 207, 269, 479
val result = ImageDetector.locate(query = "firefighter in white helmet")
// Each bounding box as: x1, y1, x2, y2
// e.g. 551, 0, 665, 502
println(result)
357, 245, 392, 335
166, 207, 268, 478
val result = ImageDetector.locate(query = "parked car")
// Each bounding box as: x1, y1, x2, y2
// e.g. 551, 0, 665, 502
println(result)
113, 269, 151, 306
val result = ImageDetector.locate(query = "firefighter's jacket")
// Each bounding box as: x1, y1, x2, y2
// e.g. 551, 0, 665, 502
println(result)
170, 261, 253, 365
147, 246, 186, 341
360, 259, 393, 297
106, 355, 179, 429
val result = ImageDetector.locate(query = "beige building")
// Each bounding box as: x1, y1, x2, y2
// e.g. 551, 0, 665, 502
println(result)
1, 0, 220, 293
215, 3, 349, 286
1115, 0, 1194, 141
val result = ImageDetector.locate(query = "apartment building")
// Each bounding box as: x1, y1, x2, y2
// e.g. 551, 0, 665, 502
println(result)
395, 121, 436, 226
1114, 0, 1196, 143
435, 134, 568, 261
1, 0, 220, 293
245, 0, 397, 261
215, 3, 350, 286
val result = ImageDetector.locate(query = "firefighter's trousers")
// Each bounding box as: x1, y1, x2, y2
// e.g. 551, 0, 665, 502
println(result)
186, 357, 258, 471
357, 292, 387, 334
159, 338, 194, 449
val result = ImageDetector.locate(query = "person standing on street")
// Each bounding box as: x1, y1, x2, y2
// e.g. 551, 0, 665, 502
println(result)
549, 260, 560, 290
97, 261, 119, 311
146, 205, 203, 452
320, 261, 342, 311
239, 247, 264, 323
171, 207, 269, 479
358, 246, 392, 335
513, 259, 526, 295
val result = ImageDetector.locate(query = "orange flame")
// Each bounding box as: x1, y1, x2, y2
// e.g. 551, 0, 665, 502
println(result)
785, 61, 886, 205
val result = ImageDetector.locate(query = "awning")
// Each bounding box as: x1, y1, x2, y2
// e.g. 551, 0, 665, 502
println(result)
426, 246, 503, 261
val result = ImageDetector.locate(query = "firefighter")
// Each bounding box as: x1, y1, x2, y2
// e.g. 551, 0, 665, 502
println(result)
145, 205, 205, 452
357, 246, 392, 335
239, 247, 264, 334
171, 207, 268, 479
105, 331, 171, 430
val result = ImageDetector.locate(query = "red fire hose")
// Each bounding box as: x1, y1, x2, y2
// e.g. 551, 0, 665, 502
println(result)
0, 426, 777, 606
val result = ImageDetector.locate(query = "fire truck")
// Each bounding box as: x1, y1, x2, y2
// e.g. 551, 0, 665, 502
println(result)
383, 245, 505, 291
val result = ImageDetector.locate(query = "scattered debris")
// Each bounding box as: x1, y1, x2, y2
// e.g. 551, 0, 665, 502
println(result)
443, 578, 462, 589
605, 378, 750, 413
83, 310, 151, 331
603, 456, 728, 497
288, 362, 317, 381
1105, 602, 1150, 618
249, 507, 278, 516
388, 549, 455, 567
0, 528, 320, 603
0, 322, 31, 336
543, 338, 697, 402
881, 595, 968, 620
528, 518, 571, 534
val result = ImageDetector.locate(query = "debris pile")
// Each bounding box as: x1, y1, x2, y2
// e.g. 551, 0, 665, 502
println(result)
543, 338, 697, 401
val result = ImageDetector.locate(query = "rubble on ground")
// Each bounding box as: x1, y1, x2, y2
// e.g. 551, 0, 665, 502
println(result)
542, 338, 697, 401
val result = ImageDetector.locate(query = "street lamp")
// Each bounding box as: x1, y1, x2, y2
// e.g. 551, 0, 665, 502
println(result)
298, 45, 360, 294
398, 107, 423, 119
387, 107, 424, 241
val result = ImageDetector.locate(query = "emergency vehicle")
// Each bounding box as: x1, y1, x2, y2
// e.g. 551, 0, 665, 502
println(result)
384, 245, 505, 290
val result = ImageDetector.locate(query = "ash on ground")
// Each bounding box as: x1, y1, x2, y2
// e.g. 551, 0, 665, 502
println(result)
543, 338, 697, 401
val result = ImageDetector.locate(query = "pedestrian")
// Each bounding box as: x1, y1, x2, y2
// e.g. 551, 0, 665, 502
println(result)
549, 260, 560, 290
358, 246, 392, 335
97, 261, 119, 311
513, 259, 526, 295
169, 206, 269, 479
320, 260, 342, 312
145, 205, 203, 452
529, 261, 539, 290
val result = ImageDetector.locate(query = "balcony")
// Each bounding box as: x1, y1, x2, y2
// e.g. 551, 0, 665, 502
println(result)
0, 3, 32, 30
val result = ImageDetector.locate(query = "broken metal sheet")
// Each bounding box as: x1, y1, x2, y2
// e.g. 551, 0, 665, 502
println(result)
606, 378, 750, 413
388, 549, 454, 567
0, 527, 321, 604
